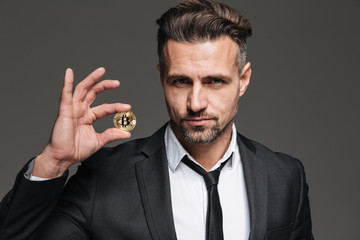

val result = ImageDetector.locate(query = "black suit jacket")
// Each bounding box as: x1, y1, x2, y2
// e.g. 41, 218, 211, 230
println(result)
0, 124, 314, 240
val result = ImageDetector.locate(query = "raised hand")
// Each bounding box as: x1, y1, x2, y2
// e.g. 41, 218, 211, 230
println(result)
33, 67, 131, 178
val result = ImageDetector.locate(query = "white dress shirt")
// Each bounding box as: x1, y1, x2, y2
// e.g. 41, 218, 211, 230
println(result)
165, 123, 250, 240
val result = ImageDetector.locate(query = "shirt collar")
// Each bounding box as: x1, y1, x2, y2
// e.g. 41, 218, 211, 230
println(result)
165, 122, 238, 173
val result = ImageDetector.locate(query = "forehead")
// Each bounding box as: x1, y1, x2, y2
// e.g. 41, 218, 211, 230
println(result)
162, 36, 239, 76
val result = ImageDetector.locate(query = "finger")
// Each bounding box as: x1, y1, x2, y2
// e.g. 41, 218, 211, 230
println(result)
97, 128, 131, 147
73, 67, 106, 102
60, 68, 74, 106
84, 80, 120, 105
91, 103, 131, 120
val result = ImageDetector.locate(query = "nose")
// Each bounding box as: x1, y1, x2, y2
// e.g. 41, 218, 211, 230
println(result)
187, 82, 207, 113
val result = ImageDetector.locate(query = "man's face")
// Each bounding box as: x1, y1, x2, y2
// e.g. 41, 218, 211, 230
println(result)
160, 36, 251, 144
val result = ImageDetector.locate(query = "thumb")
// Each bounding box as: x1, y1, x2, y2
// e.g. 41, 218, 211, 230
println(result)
98, 128, 131, 147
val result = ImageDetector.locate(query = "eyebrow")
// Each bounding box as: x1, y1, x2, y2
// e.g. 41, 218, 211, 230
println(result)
166, 74, 231, 82
205, 74, 231, 81
166, 74, 190, 81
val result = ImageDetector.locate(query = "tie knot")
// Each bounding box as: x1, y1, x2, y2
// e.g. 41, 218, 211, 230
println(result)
203, 170, 220, 188
181, 155, 232, 189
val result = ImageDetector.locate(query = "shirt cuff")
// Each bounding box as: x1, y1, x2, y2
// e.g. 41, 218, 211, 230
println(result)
24, 159, 50, 181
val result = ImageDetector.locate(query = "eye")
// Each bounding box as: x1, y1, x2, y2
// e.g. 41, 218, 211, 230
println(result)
173, 78, 189, 85
210, 79, 224, 85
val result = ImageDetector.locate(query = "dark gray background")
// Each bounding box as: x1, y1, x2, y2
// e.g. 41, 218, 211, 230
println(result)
0, 0, 359, 239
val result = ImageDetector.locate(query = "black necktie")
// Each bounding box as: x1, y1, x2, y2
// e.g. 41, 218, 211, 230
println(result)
182, 155, 231, 240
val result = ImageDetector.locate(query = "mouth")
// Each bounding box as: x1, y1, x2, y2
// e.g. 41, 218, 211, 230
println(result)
183, 117, 213, 126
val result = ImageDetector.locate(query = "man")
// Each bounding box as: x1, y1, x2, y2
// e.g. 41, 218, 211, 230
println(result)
0, 0, 314, 239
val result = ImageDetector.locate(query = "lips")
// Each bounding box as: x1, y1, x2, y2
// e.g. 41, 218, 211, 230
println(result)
183, 118, 213, 126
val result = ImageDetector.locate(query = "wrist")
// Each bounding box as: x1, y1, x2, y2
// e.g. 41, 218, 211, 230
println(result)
32, 151, 71, 178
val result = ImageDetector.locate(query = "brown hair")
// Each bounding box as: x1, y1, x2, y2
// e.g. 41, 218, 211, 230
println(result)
156, 0, 252, 75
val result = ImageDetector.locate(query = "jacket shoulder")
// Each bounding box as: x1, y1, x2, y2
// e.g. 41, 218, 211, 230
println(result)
78, 136, 152, 173
238, 132, 305, 176
79, 123, 167, 174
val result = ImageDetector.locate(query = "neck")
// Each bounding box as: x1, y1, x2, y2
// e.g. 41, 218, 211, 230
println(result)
173, 122, 233, 171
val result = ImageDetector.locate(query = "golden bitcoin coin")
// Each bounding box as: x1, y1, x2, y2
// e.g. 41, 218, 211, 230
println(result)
113, 111, 136, 132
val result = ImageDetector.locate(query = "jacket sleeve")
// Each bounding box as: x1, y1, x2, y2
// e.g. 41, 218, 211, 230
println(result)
37, 158, 98, 240
0, 161, 68, 240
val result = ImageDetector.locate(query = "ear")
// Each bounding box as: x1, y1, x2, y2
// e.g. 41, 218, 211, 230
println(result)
157, 64, 161, 72
239, 62, 251, 97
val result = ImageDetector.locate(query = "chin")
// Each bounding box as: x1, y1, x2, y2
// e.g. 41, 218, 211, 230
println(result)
181, 124, 221, 144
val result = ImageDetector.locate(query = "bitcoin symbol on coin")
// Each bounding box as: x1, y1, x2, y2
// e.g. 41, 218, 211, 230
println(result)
113, 111, 136, 132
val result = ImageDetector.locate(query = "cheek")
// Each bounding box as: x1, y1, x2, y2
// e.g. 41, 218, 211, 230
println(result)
165, 90, 187, 116
212, 89, 239, 115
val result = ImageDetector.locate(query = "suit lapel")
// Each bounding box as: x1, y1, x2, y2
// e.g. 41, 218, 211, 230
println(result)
237, 133, 268, 240
135, 125, 177, 240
